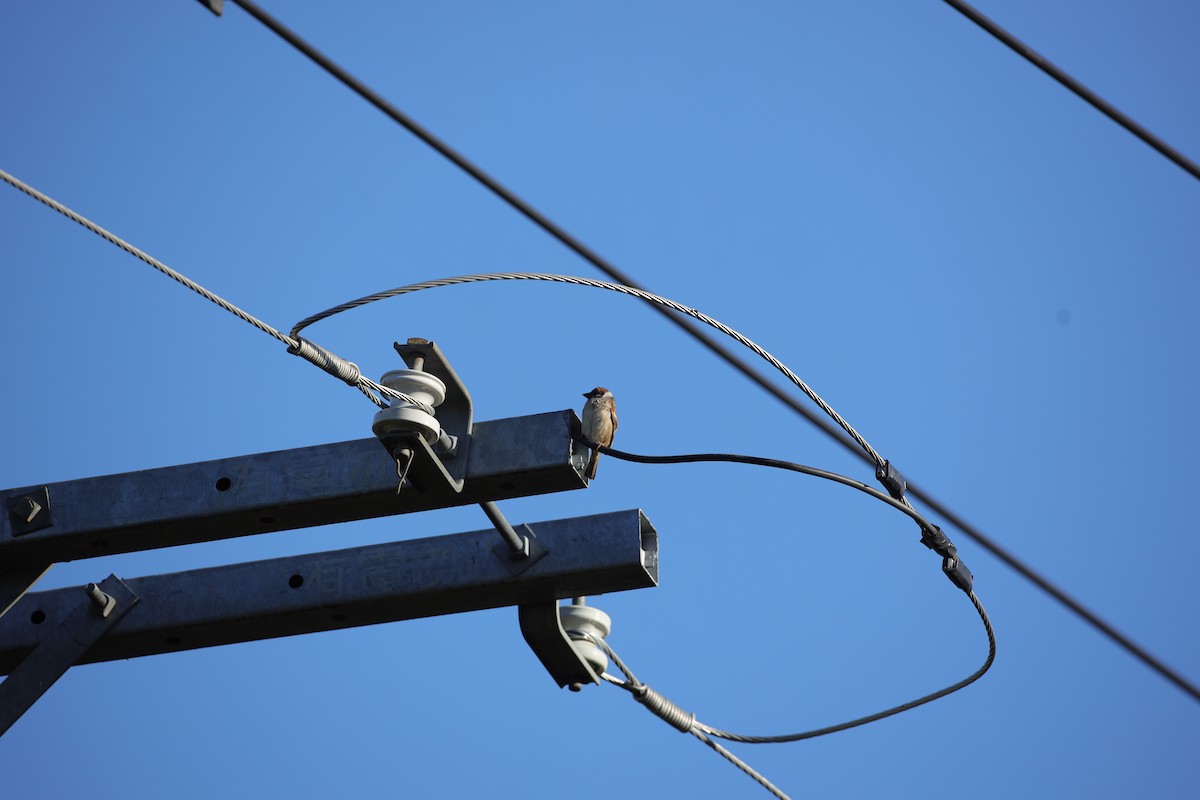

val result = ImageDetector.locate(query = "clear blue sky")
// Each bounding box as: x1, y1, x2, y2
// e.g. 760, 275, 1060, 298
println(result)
2, 2, 1197, 797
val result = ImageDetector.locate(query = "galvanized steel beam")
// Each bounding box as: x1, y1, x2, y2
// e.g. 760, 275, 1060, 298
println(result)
0, 509, 658, 674
0, 410, 587, 567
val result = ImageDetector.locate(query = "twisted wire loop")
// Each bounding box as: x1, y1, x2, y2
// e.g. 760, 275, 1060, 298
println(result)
291, 272, 887, 467
0, 167, 432, 413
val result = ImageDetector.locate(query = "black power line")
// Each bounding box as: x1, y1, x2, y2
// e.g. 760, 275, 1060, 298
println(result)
220, 0, 1200, 703
941, 0, 1200, 183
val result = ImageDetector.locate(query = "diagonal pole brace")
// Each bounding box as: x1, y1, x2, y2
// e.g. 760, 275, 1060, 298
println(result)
0, 575, 138, 736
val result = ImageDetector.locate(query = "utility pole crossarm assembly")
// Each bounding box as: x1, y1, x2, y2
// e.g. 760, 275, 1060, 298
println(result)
0, 337, 660, 736
0, 509, 658, 675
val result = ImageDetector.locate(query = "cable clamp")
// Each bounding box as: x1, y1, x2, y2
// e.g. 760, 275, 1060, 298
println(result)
942, 555, 974, 594
919, 524, 957, 559
875, 460, 907, 501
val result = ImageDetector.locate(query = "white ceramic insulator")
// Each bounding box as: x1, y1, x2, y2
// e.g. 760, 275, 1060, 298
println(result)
371, 368, 448, 445
371, 405, 441, 444
559, 605, 612, 676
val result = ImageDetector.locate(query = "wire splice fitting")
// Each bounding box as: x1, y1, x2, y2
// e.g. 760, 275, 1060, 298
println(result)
631, 683, 697, 733
922, 523, 973, 592
919, 524, 957, 559
287, 336, 362, 385
876, 460, 907, 501
943, 556, 974, 594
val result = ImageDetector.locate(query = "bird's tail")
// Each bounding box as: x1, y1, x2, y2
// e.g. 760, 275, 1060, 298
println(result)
585, 450, 601, 480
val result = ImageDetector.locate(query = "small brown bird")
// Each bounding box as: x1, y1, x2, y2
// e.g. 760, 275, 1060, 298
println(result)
581, 387, 617, 479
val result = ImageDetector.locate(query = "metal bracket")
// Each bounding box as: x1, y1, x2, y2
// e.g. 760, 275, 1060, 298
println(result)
520, 604, 604, 690
0, 574, 138, 736
7, 486, 52, 536
382, 431, 465, 495
393, 338, 473, 488
519, 601, 602, 689
491, 524, 549, 576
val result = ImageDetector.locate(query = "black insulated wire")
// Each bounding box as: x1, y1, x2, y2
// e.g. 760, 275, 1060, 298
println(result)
579, 438, 976, 595
940, 0, 1200, 183
219, 0, 1200, 703
584, 589, 994, 748
573, 439, 997, 741
698, 591, 996, 744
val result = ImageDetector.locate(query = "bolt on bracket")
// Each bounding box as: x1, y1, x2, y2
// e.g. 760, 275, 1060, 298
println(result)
491, 524, 549, 576
6, 487, 52, 537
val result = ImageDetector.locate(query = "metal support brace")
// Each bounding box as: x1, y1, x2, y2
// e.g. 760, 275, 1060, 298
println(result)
0, 564, 52, 620
481, 501, 529, 554
0, 575, 138, 735
480, 501, 548, 573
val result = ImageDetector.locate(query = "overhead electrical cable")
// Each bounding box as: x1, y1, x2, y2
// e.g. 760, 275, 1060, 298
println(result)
576, 439, 1000, 735
557, 438, 997, 798
292, 272, 884, 467
0, 167, 427, 414
295, 271, 983, 586
940, 0, 1200, 183
576, 581, 991, 797
0, 163, 991, 798
584, 579, 994, 745
19, 0, 1190, 704
214, 0, 1200, 702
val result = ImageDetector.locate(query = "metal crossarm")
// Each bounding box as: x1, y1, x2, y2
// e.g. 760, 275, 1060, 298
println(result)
0, 509, 658, 675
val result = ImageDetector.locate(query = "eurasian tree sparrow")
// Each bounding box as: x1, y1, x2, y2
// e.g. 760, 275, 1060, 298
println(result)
581, 387, 617, 479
